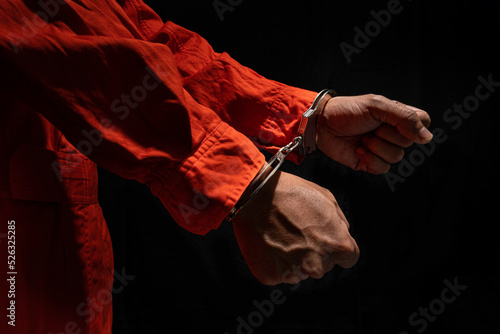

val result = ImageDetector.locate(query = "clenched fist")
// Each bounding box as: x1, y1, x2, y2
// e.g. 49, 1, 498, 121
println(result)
233, 94, 432, 285
232, 170, 359, 285
317, 94, 432, 174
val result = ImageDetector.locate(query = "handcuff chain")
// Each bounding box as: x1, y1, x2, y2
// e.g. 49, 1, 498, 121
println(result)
224, 89, 334, 223
224, 136, 303, 222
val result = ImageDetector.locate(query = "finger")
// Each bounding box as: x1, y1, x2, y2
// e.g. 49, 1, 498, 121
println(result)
355, 146, 391, 174
336, 235, 360, 269
411, 107, 432, 128
374, 123, 414, 148
281, 265, 308, 285
368, 95, 433, 144
320, 252, 337, 274
300, 254, 327, 279
362, 134, 405, 164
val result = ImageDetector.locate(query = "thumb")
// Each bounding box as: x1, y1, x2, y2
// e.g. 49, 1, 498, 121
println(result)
369, 95, 433, 144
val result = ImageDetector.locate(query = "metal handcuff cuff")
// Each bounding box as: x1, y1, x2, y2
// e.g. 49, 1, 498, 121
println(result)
224, 89, 336, 222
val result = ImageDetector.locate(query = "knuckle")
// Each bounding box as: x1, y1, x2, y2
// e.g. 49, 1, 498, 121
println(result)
300, 256, 325, 279
400, 107, 420, 125
309, 271, 325, 279
420, 112, 432, 127
302, 265, 324, 279
283, 276, 301, 285
343, 219, 351, 230
322, 237, 351, 257
319, 187, 335, 200
388, 149, 405, 164
368, 93, 385, 106
335, 237, 357, 262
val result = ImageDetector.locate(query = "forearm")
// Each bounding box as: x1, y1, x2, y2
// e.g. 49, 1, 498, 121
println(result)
154, 22, 318, 162
0, 0, 265, 235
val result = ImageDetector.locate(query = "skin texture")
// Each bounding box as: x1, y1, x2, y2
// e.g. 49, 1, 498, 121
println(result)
233, 94, 432, 285
318, 94, 432, 174
233, 170, 359, 285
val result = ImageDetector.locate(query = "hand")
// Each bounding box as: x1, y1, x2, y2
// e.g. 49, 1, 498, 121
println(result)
316, 94, 432, 174
232, 170, 359, 285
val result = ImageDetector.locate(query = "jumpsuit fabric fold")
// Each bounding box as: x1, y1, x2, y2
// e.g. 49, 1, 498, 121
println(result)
0, 0, 317, 332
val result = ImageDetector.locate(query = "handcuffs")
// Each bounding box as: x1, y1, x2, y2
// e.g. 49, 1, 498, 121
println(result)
224, 89, 336, 222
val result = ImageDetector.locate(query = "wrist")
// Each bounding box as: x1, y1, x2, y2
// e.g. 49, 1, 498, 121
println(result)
298, 89, 336, 155
225, 136, 302, 222
237, 164, 271, 206
224, 160, 277, 223
315, 96, 335, 149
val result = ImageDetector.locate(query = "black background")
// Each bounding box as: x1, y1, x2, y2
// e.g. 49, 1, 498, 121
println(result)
99, 1, 500, 333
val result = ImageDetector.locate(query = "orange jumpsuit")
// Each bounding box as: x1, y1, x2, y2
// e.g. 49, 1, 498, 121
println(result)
0, 0, 316, 332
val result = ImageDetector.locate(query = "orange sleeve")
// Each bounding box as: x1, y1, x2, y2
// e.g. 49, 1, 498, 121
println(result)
153, 22, 318, 162
0, 0, 315, 234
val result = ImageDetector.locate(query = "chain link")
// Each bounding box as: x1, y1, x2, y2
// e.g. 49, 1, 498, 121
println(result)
224, 136, 304, 222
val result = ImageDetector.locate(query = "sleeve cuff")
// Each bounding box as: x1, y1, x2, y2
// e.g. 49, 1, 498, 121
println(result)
155, 121, 265, 235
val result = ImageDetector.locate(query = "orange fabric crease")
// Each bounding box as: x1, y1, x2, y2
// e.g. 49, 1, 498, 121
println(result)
0, 0, 316, 332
